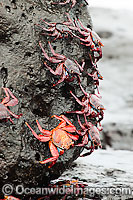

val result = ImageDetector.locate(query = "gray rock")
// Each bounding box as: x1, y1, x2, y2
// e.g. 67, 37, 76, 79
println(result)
102, 123, 133, 150
0, 0, 94, 195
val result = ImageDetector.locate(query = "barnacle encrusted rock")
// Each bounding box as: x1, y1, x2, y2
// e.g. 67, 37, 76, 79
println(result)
0, 0, 93, 193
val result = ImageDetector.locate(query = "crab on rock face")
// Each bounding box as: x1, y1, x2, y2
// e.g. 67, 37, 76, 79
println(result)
88, 70, 103, 94
52, 0, 88, 8
76, 115, 102, 157
25, 115, 79, 168
66, 89, 105, 126
52, 0, 77, 8
39, 41, 84, 86
36, 19, 73, 41
67, 16, 103, 62
0, 88, 22, 124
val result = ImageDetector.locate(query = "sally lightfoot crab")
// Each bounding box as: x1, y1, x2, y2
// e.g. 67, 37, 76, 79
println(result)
76, 115, 102, 157
52, 0, 77, 8
25, 115, 79, 168
66, 89, 105, 127
52, 0, 88, 8
39, 41, 84, 86
0, 88, 22, 124
88, 70, 103, 94
67, 16, 103, 61
36, 19, 73, 41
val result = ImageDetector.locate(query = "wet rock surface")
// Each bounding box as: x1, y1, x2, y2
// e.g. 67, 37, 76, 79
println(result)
0, 0, 94, 195
59, 149, 133, 200
102, 123, 133, 150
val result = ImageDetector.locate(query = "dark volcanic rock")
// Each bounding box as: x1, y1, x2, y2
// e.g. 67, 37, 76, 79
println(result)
0, 0, 93, 195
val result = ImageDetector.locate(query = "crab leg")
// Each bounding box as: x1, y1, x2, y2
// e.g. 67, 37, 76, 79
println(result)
44, 31, 62, 40
77, 19, 91, 33
44, 62, 63, 75
51, 115, 66, 121
5, 88, 19, 106
67, 110, 85, 115
39, 42, 63, 63
53, 0, 70, 5
62, 124, 76, 132
80, 147, 94, 157
39, 141, 59, 165
63, 13, 75, 27
66, 132, 79, 141
40, 19, 56, 27
71, 0, 77, 8
43, 63, 66, 87
60, 115, 76, 132
51, 115, 68, 129
7, 108, 22, 118
1, 88, 18, 106
53, 71, 66, 86
70, 91, 83, 106
79, 82, 88, 96
78, 36, 92, 45
77, 115, 85, 130
25, 122, 50, 142
52, 114, 77, 133
89, 53, 97, 67
53, 0, 76, 8
36, 24, 55, 32
74, 19, 90, 37
1, 88, 10, 104
36, 120, 52, 136
74, 60, 85, 72
48, 41, 66, 60
76, 134, 88, 146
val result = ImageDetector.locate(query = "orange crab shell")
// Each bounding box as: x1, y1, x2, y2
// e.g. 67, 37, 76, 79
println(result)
52, 129, 74, 150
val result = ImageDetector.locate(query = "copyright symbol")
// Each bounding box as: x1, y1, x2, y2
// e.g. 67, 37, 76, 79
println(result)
2, 184, 13, 195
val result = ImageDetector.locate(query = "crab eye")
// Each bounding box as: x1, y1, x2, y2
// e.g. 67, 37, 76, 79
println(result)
71, 70, 74, 73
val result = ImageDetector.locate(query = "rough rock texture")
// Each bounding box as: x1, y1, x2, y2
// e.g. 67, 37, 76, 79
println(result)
0, 0, 94, 195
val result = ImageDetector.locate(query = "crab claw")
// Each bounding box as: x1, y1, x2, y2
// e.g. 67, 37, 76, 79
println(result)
51, 115, 56, 118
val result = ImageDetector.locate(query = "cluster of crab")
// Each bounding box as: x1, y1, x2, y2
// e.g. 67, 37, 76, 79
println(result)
25, 14, 105, 167
0, 13, 104, 169
37, 13, 103, 89
25, 96, 105, 168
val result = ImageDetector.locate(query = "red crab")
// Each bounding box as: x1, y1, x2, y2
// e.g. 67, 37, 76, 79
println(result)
79, 82, 105, 111
66, 89, 105, 125
25, 115, 79, 168
52, 0, 88, 8
52, 0, 77, 8
36, 19, 73, 41
36, 13, 78, 41
67, 17, 103, 61
39, 41, 84, 86
0, 88, 22, 124
88, 70, 103, 94
76, 115, 102, 157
